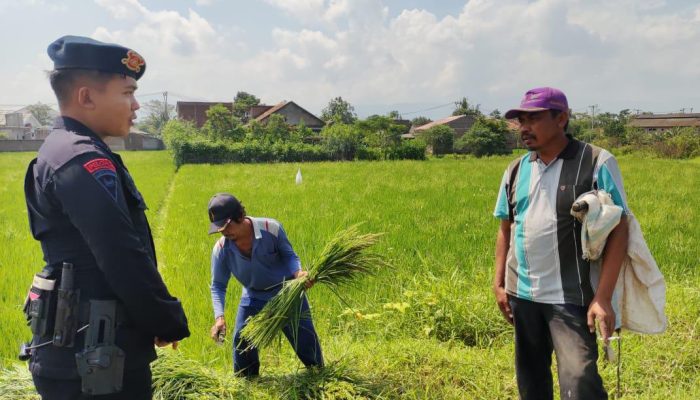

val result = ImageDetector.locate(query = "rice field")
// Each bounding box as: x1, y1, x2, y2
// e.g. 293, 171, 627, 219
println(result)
0, 151, 698, 399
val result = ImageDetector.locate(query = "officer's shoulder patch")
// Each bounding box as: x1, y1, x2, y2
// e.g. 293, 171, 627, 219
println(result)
83, 158, 119, 201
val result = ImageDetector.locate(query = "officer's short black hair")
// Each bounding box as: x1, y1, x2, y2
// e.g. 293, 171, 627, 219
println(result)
48, 69, 120, 106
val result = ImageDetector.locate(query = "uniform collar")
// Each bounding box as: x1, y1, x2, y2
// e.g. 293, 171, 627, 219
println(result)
54, 116, 113, 155
529, 135, 579, 162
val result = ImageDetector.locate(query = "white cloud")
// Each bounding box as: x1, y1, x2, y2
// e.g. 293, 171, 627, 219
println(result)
3, 0, 698, 113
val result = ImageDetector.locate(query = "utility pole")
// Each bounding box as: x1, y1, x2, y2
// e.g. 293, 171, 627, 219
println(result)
589, 104, 598, 142
162, 91, 169, 120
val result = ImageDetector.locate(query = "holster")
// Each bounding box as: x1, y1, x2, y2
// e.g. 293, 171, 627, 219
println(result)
23, 265, 59, 338
75, 300, 125, 396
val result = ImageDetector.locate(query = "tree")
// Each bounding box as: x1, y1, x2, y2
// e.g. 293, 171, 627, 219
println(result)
411, 116, 432, 127
321, 123, 362, 160
452, 97, 482, 118
321, 97, 357, 124
26, 103, 55, 126
489, 109, 502, 119
387, 110, 401, 119
455, 118, 511, 157
291, 119, 314, 143
420, 125, 454, 156
355, 115, 404, 151
202, 104, 245, 142
137, 99, 174, 136
232, 91, 260, 121
264, 114, 291, 143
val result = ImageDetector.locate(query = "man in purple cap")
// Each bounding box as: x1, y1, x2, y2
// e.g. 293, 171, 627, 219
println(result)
492, 87, 630, 399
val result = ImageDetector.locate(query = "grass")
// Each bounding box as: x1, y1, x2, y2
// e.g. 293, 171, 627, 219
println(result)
0, 151, 698, 398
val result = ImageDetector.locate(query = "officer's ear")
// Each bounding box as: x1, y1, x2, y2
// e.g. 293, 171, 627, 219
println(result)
76, 86, 97, 111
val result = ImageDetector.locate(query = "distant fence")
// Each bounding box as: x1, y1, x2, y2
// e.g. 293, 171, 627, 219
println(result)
0, 140, 43, 152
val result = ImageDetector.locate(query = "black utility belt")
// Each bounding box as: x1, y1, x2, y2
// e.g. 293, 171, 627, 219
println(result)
21, 262, 127, 396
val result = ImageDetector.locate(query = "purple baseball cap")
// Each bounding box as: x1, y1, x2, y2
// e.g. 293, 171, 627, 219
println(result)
504, 87, 569, 119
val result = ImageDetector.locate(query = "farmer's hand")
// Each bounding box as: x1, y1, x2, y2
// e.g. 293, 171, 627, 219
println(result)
294, 269, 314, 289
587, 297, 615, 343
493, 285, 513, 325
155, 337, 178, 350
210, 316, 227, 342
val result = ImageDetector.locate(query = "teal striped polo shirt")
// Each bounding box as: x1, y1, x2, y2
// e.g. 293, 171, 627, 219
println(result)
494, 139, 629, 306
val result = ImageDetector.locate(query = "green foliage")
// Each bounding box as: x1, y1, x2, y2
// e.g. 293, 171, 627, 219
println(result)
242, 225, 387, 350
384, 140, 427, 160
1, 153, 699, 398
137, 99, 174, 136
25, 103, 54, 126
651, 127, 700, 159
322, 123, 363, 161
355, 115, 404, 154
455, 118, 511, 157
232, 91, 260, 121
419, 125, 454, 156
161, 119, 198, 152
386, 110, 401, 119
202, 104, 246, 142
321, 97, 357, 124
173, 140, 331, 166
410, 116, 431, 127
489, 109, 502, 119
292, 119, 314, 143
452, 97, 482, 118
0, 131, 7, 140
262, 114, 292, 144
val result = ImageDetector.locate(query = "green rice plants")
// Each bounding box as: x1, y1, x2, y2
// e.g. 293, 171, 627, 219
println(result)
241, 225, 388, 350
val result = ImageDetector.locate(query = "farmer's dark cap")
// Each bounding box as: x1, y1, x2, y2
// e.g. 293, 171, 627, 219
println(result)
207, 193, 241, 234
47, 35, 146, 80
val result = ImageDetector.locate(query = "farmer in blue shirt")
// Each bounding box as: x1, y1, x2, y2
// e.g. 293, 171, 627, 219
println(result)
207, 193, 323, 377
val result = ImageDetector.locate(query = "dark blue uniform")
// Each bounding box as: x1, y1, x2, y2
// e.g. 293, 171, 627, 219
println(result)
24, 116, 189, 398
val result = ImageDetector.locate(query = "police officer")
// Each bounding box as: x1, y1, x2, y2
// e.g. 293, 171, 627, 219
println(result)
23, 35, 190, 399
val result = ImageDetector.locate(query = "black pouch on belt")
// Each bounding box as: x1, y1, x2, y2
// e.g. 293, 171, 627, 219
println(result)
23, 265, 59, 338
75, 300, 125, 396
53, 262, 80, 347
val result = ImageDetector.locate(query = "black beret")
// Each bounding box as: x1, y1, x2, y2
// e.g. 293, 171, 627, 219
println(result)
47, 35, 146, 80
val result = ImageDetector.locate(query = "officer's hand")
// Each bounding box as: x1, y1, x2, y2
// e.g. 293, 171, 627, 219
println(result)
155, 337, 178, 349
210, 316, 227, 342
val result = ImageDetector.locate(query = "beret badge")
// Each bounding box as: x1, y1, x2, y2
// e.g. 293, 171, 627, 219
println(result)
121, 50, 145, 73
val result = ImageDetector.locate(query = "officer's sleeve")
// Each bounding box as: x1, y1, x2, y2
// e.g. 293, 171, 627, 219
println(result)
493, 169, 511, 220
596, 154, 630, 215
276, 224, 302, 275
210, 238, 230, 319
50, 154, 189, 342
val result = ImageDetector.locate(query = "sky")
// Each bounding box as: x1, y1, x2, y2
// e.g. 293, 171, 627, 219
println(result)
1, 0, 699, 119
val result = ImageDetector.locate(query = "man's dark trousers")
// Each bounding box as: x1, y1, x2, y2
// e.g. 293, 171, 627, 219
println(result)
509, 296, 608, 400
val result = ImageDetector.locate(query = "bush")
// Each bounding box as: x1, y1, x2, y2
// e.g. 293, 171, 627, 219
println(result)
455, 118, 511, 157
652, 128, 700, 159
321, 123, 363, 161
420, 125, 454, 156
172, 140, 332, 166
356, 146, 382, 161
385, 140, 427, 160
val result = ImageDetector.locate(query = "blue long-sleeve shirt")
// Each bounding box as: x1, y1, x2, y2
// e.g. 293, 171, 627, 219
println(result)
210, 217, 302, 318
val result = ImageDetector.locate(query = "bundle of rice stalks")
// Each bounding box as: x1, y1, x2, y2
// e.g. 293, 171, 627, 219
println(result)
241, 224, 388, 349
0, 364, 39, 400
151, 350, 246, 399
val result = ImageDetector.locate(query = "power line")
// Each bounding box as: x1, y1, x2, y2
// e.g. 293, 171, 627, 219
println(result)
400, 102, 454, 116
